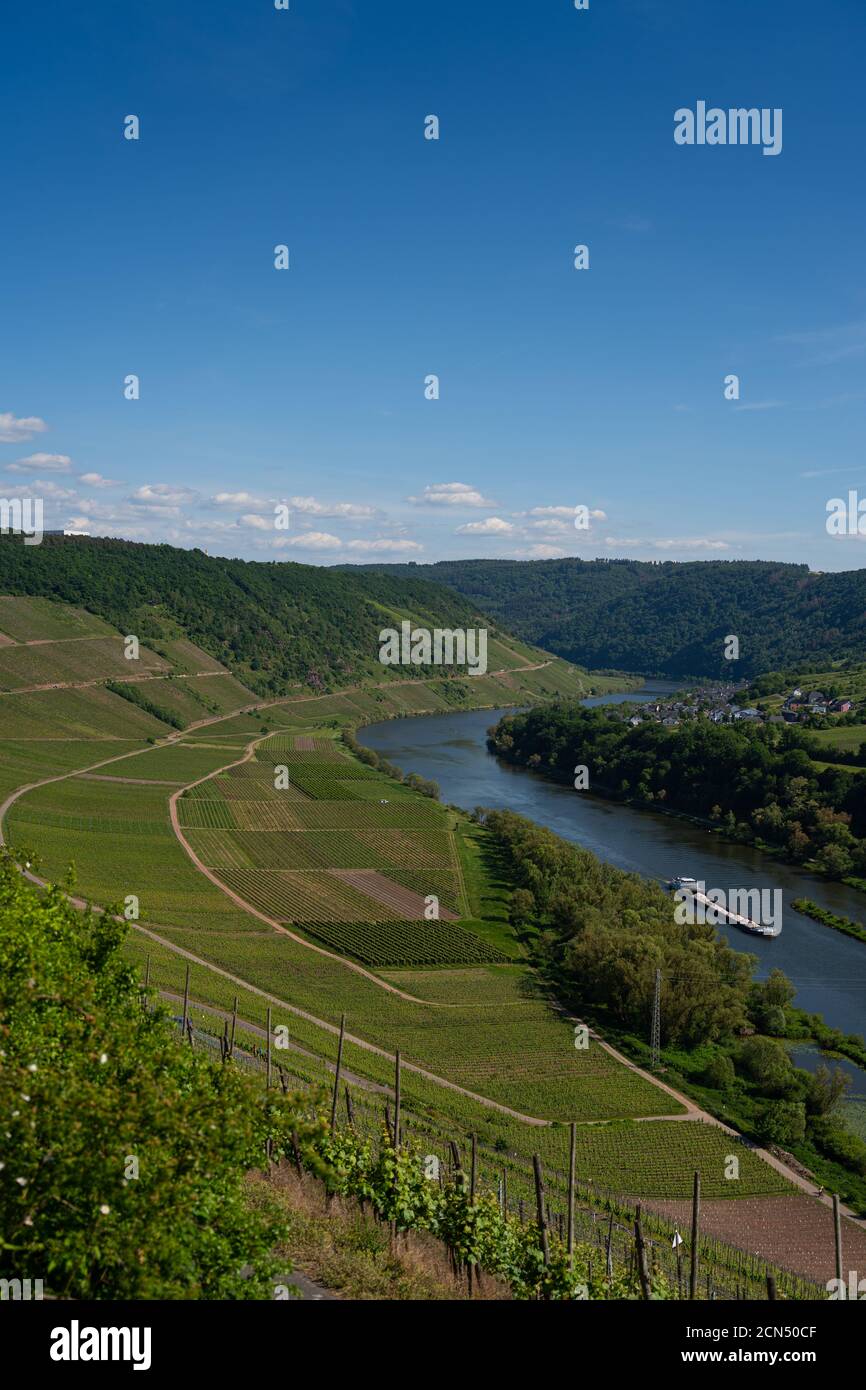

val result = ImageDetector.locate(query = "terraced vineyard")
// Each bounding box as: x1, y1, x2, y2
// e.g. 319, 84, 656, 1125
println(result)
4, 592, 845, 1288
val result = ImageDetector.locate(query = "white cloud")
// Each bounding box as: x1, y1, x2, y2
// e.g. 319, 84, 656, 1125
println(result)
131, 483, 198, 506
212, 491, 260, 505
527, 518, 571, 535
604, 536, 730, 552
0, 412, 49, 443
513, 544, 567, 559
455, 516, 514, 535
732, 401, 785, 413
800, 466, 861, 479
290, 495, 377, 519
239, 513, 274, 531
7, 453, 71, 473
79, 472, 120, 487
2, 480, 77, 500
346, 538, 422, 553
275, 531, 342, 551
523, 505, 607, 523
407, 482, 496, 508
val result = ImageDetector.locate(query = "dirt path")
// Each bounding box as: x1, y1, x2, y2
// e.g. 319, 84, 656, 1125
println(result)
2, 670, 233, 696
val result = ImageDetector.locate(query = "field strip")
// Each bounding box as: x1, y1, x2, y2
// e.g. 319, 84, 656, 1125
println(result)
77, 773, 185, 786
20, 634, 132, 646
1, 670, 235, 696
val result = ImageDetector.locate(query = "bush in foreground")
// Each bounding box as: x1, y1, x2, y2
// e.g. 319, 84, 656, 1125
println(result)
0, 851, 324, 1299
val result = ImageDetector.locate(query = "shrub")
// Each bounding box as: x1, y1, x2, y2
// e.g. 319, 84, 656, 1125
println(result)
703, 1054, 736, 1092
755, 1100, 806, 1147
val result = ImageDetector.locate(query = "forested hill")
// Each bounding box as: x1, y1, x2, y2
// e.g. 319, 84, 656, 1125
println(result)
340, 558, 866, 678
0, 536, 538, 697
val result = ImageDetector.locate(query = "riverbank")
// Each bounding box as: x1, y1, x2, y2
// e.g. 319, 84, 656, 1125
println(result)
792, 898, 866, 947
489, 700, 866, 895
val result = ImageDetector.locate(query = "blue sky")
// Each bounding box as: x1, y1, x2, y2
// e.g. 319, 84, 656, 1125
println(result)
2, 0, 865, 568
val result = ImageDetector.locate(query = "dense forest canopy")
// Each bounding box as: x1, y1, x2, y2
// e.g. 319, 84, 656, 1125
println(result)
0, 536, 506, 696
344, 557, 866, 678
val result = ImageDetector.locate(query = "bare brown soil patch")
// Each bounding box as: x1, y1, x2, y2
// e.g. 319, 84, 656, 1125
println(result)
331, 868, 459, 920
638, 1192, 866, 1284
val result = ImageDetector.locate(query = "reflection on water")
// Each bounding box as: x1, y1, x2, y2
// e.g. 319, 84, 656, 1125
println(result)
791, 1045, 866, 1140
360, 685, 866, 1040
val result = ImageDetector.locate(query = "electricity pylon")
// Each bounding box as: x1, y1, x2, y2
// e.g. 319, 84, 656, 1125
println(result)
650, 968, 662, 1071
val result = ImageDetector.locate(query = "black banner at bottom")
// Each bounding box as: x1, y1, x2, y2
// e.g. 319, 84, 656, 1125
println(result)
1, 1295, 861, 1377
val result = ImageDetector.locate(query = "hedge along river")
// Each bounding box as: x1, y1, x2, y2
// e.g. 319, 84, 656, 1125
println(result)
359, 682, 866, 1042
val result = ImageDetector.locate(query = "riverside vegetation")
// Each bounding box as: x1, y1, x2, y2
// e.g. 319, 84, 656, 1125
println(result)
488, 702, 866, 882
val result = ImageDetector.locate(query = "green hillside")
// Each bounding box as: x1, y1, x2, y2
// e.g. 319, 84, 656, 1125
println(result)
0, 536, 564, 698
341, 557, 866, 679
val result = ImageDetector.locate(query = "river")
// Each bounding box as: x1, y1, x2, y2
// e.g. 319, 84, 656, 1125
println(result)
360, 683, 866, 1042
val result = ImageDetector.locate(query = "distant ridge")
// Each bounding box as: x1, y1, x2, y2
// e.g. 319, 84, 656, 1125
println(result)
338, 557, 866, 678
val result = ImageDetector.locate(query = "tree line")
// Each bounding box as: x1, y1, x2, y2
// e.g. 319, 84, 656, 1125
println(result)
488, 704, 866, 879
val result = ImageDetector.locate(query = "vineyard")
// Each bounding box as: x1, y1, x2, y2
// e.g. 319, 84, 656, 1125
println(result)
300, 917, 509, 967
2, 597, 851, 1292
220, 867, 404, 923
171, 1002, 827, 1299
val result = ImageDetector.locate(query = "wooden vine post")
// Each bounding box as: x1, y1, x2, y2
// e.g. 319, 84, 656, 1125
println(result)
567, 1120, 576, 1268
533, 1154, 551, 1298
634, 1202, 651, 1300
833, 1193, 843, 1289
689, 1170, 701, 1300
330, 1012, 346, 1133
181, 963, 190, 1039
